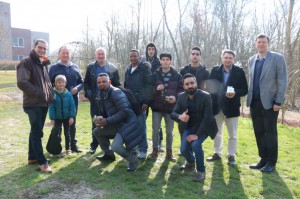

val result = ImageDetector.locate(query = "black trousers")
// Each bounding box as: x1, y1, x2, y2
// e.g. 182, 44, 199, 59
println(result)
53, 119, 71, 150
250, 100, 279, 166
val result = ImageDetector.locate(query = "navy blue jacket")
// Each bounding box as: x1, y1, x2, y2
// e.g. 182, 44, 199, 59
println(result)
99, 86, 143, 150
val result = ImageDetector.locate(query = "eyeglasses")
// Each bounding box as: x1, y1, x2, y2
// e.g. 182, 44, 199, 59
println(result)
191, 53, 200, 56
37, 46, 47, 51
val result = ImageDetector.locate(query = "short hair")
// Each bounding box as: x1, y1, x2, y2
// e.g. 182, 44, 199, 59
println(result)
191, 46, 201, 55
98, 73, 110, 79
55, 75, 67, 83
221, 49, 235, 57
255, 34, 270, 43
183, 73, 196, 82
147, 42, 155, 48
95, 47, 106, 55
159, 52, 172, 60
58, 45, 71, 53
34, 39, 48, 47
130, 49, 140, 55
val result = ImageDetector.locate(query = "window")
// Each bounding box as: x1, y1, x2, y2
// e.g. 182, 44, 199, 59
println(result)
12, 55, 24, 61
12, 37, 24, 47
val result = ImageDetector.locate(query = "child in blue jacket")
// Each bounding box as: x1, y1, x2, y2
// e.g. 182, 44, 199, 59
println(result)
49, 75, 76, 155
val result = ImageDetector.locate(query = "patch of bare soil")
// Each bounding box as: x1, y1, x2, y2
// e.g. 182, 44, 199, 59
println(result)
19, 180, 106, 199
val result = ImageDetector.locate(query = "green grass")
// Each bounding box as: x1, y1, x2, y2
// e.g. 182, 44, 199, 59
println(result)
0, 70, 299, 198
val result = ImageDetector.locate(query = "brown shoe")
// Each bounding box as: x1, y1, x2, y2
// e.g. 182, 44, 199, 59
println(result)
166, 151, 176, 162
148, 149, 159, 159
37, 164, 52, 174
206, 153, 221, 162
179, 161, 195, 171
28, 160, 38, 165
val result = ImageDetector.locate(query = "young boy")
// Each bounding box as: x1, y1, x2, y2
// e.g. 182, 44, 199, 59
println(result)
49, 75, 76, 155
149, 53, 183, 161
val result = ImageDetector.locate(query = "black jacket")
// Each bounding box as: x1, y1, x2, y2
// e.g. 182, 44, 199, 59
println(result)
171, 90, 218, 139
207, 64, 248, 117
124, 62, 153, 105
98, 86, 143, 150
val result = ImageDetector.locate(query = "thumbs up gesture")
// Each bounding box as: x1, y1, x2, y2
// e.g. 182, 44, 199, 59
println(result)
179, 109, 189, 122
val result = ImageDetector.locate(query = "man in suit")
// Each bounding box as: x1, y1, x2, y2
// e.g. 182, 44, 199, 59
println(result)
206, 49, 248, 165
247, 34, 288, 172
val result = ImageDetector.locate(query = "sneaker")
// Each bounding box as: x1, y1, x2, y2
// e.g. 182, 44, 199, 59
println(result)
179, 161, 195, 171
37, 164, 52, 174
148, 149, 158, 159
96, 154, 116, 162
193, 171, 205, 182
206, 153, 221, 162
89, 148, 96, 154
228, 155, 236, 165
127, 152, 138, 172
66, 150, 72, 155
138, 151, 147, 159
166, 151, 176, 162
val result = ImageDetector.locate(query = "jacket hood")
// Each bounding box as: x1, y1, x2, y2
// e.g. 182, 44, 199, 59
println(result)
145, 42, 158, 60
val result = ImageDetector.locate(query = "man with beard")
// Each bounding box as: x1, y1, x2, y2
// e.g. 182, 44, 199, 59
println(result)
94, 73, 143, 171
171, 73, 217, 182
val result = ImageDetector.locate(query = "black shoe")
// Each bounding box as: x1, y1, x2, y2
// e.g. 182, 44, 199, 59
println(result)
127, 152, 138, 172
72, 148, 82, 153
89, 148, 96, 154
96, 154, 116, 162
249, 161, 266, 169
260, 164, 275, 173
206, 153, 221, 162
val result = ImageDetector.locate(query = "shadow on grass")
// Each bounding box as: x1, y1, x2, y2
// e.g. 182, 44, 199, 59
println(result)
262, 170, 293, 199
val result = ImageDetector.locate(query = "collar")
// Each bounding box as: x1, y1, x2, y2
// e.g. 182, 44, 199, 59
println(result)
257, 51, 270, 60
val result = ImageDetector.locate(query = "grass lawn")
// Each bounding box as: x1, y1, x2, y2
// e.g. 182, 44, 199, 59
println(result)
0, 70, 299, 198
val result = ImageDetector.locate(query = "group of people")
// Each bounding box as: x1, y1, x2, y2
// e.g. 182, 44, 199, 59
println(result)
16, 33, 288, 182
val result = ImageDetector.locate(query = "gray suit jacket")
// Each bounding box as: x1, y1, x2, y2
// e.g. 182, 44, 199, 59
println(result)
246, 51, 288, 109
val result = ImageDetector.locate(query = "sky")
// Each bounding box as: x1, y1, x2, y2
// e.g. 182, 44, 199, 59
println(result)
4, 0, 145, 52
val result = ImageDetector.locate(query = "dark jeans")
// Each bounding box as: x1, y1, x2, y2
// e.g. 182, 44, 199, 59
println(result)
250, 100, 279, 166
89, 99, 99, 150
24, 106, 48, 165
53, 119, 71, 150
70, 104, 78, 150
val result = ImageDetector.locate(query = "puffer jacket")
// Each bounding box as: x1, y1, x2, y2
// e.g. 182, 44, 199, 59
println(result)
151, 67, 183, 113
17, 50, 54, 107
49, 88, 76, 120
100, 86, 143, 150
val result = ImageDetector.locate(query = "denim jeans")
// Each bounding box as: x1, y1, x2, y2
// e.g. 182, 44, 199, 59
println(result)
89, 99, 99, 150
24, 106, 48, 165
111, 133, 136, 160
152, 111, 174, 151
137, 113, 148, 153
180, 130, 208, 172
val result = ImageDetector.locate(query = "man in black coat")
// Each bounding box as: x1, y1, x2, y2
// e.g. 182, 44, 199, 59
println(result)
206, 49, 248, 165
94, 73, 143, 172
171, 73, 217, 182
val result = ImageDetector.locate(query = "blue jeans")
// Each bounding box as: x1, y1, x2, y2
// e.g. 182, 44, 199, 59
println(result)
180, 130, 208, 172
24, 106, 48, 165
111, 133, 136, 160
89, 99, 99, 150
137, 113, 148, 153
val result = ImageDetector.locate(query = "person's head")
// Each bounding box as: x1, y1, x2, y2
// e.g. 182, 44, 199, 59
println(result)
221, 49, 235, 68
129, 49, 140, 66
58, 45, 71, 64
190, 46, 201, 64
33, 39, 48, 57
159, 53, 172, 70
55, 75, 67, 91
255, 34, 270, 54
97, 73, 111, 92
95, 47, 107, 65
146, 42, 157, 58
183, 73, 198, 95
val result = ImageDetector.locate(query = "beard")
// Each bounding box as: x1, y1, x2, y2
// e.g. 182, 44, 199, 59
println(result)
185, 88, 197, 95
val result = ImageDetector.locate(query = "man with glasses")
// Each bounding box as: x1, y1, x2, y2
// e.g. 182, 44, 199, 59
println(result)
17, 39, 53, 173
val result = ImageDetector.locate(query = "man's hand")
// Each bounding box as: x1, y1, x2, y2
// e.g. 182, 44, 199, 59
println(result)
186, 134, 198, 143
142, 104, 148, 112
225, 92, 235, 98
71, 87, 78, 95
178, 109, 189, 122
97, 117, 108, 127
273, 104, 281, 112
166, 96, 176, 104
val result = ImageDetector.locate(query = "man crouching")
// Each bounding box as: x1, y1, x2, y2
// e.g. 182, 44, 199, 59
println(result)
94, 73, 143, 172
